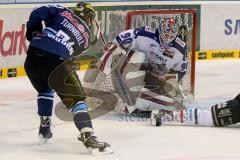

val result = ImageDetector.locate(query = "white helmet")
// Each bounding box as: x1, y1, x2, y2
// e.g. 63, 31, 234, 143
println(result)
159, 18, 178, 45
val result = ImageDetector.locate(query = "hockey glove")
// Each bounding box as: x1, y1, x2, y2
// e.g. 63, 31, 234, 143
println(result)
26, 22, 43, 41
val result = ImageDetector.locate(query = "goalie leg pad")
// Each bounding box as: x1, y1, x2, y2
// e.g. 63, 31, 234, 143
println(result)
211, 96, 240, 127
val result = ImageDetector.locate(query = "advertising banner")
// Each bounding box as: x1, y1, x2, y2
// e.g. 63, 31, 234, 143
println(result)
201, 4, 240, 50
196, 50, 240, 60
0, 8, 31, 68
0, 3, 200, 78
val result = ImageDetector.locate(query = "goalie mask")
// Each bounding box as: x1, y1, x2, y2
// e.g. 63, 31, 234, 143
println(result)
74, 2, 96, 29
159, 18, 178, 45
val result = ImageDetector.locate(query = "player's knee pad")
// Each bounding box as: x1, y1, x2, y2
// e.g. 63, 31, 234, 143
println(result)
211, 98, 240, 127
71, 101, 88, 114
37, 90, 54, 116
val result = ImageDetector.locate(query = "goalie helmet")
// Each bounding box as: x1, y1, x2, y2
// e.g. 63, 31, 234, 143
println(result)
74, 2, 96, 28
159, 17, 178, 45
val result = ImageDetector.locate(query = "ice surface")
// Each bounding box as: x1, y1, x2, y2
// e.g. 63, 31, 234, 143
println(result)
0, 59, 240, 160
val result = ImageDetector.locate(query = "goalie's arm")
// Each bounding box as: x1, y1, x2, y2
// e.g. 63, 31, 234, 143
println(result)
168, 38, 192, 102
111, 28, 142, 52
170, 39, 188, 83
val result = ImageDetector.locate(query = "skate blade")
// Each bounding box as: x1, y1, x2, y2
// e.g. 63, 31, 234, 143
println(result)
38, 135, 50, 145
88, 147, 114, 155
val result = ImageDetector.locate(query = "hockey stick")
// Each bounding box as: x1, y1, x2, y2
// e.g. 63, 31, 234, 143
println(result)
90, 24, 100, 45
95, 20, 106, 45
175, 74, 193, 105
84, 20, 108, 83
99, 44, 135, 106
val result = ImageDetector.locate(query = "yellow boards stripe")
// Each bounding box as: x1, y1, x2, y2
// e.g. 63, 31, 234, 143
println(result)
196, 50, 240, 60
0, 60, 97, 79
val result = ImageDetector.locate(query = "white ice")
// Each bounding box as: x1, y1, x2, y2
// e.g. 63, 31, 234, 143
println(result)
0, 59, 240, 160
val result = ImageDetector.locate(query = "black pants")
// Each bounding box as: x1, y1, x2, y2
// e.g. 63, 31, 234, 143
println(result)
24, 47, 86, 109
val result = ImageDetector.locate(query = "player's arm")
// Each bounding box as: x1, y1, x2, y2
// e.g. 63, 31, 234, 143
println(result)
26, 5, 64, 41
168, 37, 192, 103
171, 41, 188, 82
111, 28, 142, 52
113, 26, 150, 52
152, 93, 240, 127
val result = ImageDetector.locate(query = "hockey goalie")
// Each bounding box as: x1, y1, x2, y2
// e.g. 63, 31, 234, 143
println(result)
98, 17, 193, 116
96, 41, 240, 129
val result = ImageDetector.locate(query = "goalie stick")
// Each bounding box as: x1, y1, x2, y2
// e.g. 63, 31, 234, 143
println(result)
99, 43, 135, 106
175, 73, 193, 106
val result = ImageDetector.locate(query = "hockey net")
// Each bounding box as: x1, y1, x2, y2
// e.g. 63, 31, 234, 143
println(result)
83, 10, 197, 113
108, 10, 197, 96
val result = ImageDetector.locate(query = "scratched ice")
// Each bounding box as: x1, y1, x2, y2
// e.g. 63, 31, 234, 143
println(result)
0, 59, 240, 160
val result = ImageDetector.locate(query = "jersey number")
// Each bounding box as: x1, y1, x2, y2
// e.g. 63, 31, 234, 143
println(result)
120, 32, 133, 44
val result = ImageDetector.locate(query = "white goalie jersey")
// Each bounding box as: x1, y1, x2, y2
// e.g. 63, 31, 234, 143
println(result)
113, 26, 188, 79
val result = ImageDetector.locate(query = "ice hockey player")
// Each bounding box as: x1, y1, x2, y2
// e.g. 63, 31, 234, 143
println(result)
151, 94, 240, 127
105, 17, 189, 113
24, 3, 112, 154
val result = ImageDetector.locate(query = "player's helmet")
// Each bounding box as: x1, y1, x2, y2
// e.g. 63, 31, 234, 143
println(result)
74, 2, 96, 28
159, 18, 178, 45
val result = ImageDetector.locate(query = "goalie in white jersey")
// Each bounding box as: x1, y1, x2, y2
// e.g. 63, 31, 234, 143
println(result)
105, 17, 189, 113
114, 18, 188, 79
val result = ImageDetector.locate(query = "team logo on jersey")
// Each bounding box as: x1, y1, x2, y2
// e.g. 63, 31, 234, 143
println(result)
163, 48, 174, 58
175, 37, 185, 48
144, 26, 155, 33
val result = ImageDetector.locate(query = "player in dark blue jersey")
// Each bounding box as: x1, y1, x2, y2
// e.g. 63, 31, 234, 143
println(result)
24, 2, 112, 154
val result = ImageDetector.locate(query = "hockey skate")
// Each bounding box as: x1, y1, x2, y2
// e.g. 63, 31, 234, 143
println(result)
38, 116, 53, 145
78, 132, 113, 155
150, 109, 174, 126
150, 108, 204, 126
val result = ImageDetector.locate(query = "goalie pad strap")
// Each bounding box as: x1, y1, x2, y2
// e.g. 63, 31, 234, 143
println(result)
140, 93, 175, 107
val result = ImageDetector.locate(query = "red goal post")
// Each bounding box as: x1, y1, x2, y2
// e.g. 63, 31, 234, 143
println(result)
125, 9, 197, 96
